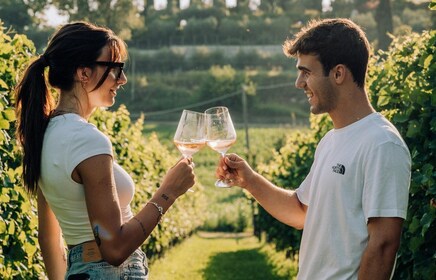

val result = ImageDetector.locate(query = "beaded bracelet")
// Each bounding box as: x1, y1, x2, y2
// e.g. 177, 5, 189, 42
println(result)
147, 201, 164, 223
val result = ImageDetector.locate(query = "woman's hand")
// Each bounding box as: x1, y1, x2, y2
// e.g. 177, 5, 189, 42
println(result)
160, 157, 196, 200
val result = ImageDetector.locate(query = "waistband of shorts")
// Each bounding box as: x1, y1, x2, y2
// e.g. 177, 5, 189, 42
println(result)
68, 240, 103, 263
68, 240, 96, 250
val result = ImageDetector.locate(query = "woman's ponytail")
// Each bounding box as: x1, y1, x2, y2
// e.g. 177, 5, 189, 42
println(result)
15, 55, 54, 194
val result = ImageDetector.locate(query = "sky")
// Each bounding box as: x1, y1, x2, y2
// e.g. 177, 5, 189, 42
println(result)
44, 6, 68, 27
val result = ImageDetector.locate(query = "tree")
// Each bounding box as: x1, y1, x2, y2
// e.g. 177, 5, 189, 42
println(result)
0, 0, 33, 32
167, 0, 181, 14
144, 0, 154, 14
259, 0, 298, 14
302, 0, 323, 12
52, 0, 144, 40
374, 0, 393, 50
330, 0, 355, 18
351, 0, 394, 50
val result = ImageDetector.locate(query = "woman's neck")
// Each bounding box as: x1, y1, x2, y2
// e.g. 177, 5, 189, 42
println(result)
56, 91, 92, 120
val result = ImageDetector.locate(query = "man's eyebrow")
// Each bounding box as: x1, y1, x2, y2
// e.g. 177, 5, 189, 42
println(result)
297, 65, 311, 72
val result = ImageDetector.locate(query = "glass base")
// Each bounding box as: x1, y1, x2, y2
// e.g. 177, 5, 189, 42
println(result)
215, 179, 231, 188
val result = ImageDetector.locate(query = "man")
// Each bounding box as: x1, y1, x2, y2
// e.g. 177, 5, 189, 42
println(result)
217, 18, 411, 279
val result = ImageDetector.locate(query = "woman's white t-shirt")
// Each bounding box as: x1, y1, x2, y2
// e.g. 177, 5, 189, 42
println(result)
40, 113, 134, 245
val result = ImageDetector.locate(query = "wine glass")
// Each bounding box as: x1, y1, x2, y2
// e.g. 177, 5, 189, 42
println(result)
205, 106, 237, 188
174, 110, 206, 159
174, 110, 206, 193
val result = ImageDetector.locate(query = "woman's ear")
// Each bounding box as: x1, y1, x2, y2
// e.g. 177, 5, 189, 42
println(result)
76, 67, 91, 83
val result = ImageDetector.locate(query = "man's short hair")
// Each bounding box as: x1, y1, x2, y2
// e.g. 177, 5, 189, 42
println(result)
283, 18, 371, 88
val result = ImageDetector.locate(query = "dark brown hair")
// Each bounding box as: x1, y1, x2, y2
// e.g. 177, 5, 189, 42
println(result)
15, 21, 127, 194
283, 18, 370, 88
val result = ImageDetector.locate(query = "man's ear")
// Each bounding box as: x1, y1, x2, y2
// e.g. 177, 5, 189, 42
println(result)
332, 64, 346, 84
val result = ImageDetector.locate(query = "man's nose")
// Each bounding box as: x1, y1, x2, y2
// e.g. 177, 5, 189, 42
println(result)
295, 73, 305, 89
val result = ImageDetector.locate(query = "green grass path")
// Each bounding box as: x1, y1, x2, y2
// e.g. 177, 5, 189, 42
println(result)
149, 232, 296, 280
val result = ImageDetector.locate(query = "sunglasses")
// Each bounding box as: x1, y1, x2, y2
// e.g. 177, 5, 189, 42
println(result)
94, 61, 125, 81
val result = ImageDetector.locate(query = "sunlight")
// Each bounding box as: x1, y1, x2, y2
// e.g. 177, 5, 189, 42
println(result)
43, 5, 68, 27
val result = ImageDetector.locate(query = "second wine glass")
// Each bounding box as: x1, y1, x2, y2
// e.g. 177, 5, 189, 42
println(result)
205, 106, 237, 188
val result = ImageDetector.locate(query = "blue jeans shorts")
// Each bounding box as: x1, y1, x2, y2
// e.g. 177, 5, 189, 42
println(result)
65, 242, 149, 280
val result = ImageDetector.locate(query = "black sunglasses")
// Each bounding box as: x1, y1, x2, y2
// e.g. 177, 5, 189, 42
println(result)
94, 61, 125, 81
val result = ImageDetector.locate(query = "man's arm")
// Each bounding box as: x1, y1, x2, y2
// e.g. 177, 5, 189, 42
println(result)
246, 173, 307, 229
219, 153, 307, 229
37, 188, 67, 279
358, 217, 403, 280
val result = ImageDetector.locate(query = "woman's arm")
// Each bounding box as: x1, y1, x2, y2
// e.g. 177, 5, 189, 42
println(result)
76, 154, 194, 266
37, 188, 67, 279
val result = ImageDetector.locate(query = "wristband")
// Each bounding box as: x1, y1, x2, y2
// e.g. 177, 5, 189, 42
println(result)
147, 201, 164, 222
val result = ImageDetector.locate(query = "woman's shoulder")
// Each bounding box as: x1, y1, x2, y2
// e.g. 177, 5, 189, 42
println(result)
49, 114, 111, 146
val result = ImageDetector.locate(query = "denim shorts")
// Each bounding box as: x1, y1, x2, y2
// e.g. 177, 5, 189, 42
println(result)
65, 242, 149, 280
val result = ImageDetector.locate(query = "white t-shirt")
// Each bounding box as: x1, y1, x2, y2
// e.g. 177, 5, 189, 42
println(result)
295, 113, 411, 280
40, 113, 134, 245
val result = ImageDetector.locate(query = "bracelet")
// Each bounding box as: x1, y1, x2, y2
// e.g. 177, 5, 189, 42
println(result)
147, 201, 164, 223
132, 217, 147, 237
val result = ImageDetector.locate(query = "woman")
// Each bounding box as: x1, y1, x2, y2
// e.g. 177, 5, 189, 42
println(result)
15, 22, 195, 279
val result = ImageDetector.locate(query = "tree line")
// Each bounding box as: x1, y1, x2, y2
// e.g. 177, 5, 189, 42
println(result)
0, 0, 434, 52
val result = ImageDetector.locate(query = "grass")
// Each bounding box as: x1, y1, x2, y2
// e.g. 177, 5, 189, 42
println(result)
148, 232, 297, 280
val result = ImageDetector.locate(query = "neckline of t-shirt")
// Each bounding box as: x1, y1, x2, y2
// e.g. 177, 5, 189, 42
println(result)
332, 112, 379, 134
51, 113, 87, 122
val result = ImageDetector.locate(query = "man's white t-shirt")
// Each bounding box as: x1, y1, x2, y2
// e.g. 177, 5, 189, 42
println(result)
295, 113, 411, 280
40, 113, 134, 245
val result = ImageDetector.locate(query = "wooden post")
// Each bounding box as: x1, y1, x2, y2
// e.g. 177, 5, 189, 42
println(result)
242, 85, 251, 163
131, 51, 136, 101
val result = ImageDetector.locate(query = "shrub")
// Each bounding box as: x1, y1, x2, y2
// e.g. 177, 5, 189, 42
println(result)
367, 30, 435, 279
0, 23, 45, 279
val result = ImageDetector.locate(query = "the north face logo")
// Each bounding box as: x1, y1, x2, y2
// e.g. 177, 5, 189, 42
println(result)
332, 163, 346, 175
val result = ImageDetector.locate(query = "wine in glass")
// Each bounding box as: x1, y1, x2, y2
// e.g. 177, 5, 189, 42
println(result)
205, 106, 237, 188
173, 110, 206, 159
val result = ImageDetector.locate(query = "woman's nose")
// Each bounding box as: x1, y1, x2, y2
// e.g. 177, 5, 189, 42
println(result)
118, 71, 127, 85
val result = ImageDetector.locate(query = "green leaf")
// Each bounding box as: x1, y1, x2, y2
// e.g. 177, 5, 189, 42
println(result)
0, 218, 6, 233
409, 236, 423, 253
1, 109, 15, 121
376, 89, 390, 107
423, 54, 433, 69
406, 120, 420, 138
0, 79, 8, 90
420, 213, 433, 236
23, 241, 37, 258
408, 216, 420, 233
393, 112, 409, 123
8, 220, 15, 235
0, 192, 10, 203
0, 119, 10, 129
